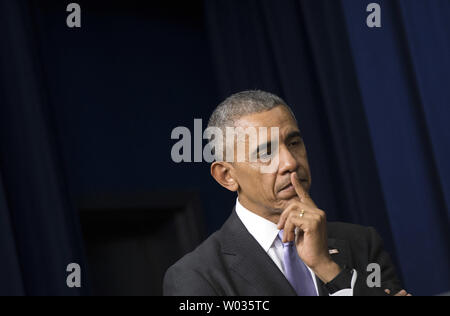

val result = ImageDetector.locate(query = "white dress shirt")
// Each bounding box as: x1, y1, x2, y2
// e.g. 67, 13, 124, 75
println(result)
235, 198, 356, 296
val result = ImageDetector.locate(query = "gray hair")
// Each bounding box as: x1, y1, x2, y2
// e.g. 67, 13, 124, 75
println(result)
207, 90, 296, 131
206, 90, 297, 162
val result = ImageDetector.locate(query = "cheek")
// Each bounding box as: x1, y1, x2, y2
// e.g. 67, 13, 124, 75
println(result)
244, 167, 275, 195
238, 164, 262, 189
261, 176, 278, 199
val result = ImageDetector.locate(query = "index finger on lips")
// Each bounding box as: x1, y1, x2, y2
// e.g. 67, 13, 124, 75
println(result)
291, 172, 307, 201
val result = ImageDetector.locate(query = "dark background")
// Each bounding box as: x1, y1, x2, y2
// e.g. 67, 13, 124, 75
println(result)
0, 0, 449, 296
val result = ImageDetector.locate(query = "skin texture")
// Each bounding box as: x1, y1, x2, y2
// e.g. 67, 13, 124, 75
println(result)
210, 105, 410, 295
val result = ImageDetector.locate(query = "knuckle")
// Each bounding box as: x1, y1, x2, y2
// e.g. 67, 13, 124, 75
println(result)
289, 203, 300, 211
312, 213, 321, 222
317, 209, 326, 219
284, 221, 291, 229
312, 220, 320, 230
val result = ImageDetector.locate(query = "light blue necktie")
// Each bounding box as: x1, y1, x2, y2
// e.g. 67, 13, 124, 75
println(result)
278, 230, 318, 296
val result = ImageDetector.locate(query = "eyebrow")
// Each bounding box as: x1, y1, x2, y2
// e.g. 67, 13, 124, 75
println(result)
251, 130, 303, 157
285, 130, 302, 142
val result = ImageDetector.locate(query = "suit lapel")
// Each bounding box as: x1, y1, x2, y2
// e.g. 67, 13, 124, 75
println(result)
220, 209, 353, 296
220, 209, 297, 296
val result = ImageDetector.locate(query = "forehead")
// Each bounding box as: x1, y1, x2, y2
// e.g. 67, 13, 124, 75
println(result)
234, 105, 299, 136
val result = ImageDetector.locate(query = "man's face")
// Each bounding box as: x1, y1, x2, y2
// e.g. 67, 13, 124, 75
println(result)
230, 105, 311, 218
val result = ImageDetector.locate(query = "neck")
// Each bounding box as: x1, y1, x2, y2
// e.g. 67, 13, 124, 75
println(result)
237, 196, 281, 225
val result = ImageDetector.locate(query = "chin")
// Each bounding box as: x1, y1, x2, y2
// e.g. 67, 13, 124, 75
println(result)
287, 196, 301, 205
273, 197, 298, 211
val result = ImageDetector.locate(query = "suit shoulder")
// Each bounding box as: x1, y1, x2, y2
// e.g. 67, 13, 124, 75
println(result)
163, 230, 225, 295
165, 230, 222, 274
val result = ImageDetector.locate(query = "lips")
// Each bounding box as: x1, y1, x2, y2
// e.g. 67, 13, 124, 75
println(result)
279, 184, 293, 192
278, 178, 308, 193
279, 183, 293, 192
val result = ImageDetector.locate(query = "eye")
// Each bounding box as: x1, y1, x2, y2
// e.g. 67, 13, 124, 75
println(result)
257, 143, 272, 158
257, 143, 272, 159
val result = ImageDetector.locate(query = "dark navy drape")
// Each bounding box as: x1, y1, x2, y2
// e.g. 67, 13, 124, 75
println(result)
0, 0, 88, 295
204, 0, 450, 295
341, 0, 450, 296
1, 0, 448, 296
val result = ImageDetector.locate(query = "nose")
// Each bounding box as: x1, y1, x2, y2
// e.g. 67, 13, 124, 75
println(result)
278, 145, 299, 175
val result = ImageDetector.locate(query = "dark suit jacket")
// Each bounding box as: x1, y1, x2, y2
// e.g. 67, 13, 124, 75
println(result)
163, 209, 402, 296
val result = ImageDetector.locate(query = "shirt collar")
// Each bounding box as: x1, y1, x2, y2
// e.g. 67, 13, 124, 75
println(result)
235, 197, 281, 253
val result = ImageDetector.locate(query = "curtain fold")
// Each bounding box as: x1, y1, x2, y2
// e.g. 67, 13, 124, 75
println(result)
0, 0, 88, 295
341, 0, 450, 295
0, 171, 25, 295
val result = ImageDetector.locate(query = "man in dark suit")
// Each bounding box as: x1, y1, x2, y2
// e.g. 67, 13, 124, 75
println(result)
164, 90, 409, 296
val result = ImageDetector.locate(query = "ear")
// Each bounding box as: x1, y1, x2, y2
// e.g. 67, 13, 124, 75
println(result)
210, 161, 239, 192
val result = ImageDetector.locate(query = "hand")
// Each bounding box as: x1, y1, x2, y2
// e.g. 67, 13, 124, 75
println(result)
385, 289, 412, 296
277, 173, 341, 282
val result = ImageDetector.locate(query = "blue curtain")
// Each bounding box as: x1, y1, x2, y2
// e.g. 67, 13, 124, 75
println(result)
341, 0, 450, 296
204, 0, 450, 295
1, 0, 448, 296
0, 0, 88, 295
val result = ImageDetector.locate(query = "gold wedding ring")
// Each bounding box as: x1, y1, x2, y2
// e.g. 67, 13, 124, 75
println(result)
300, 209, 305, 218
